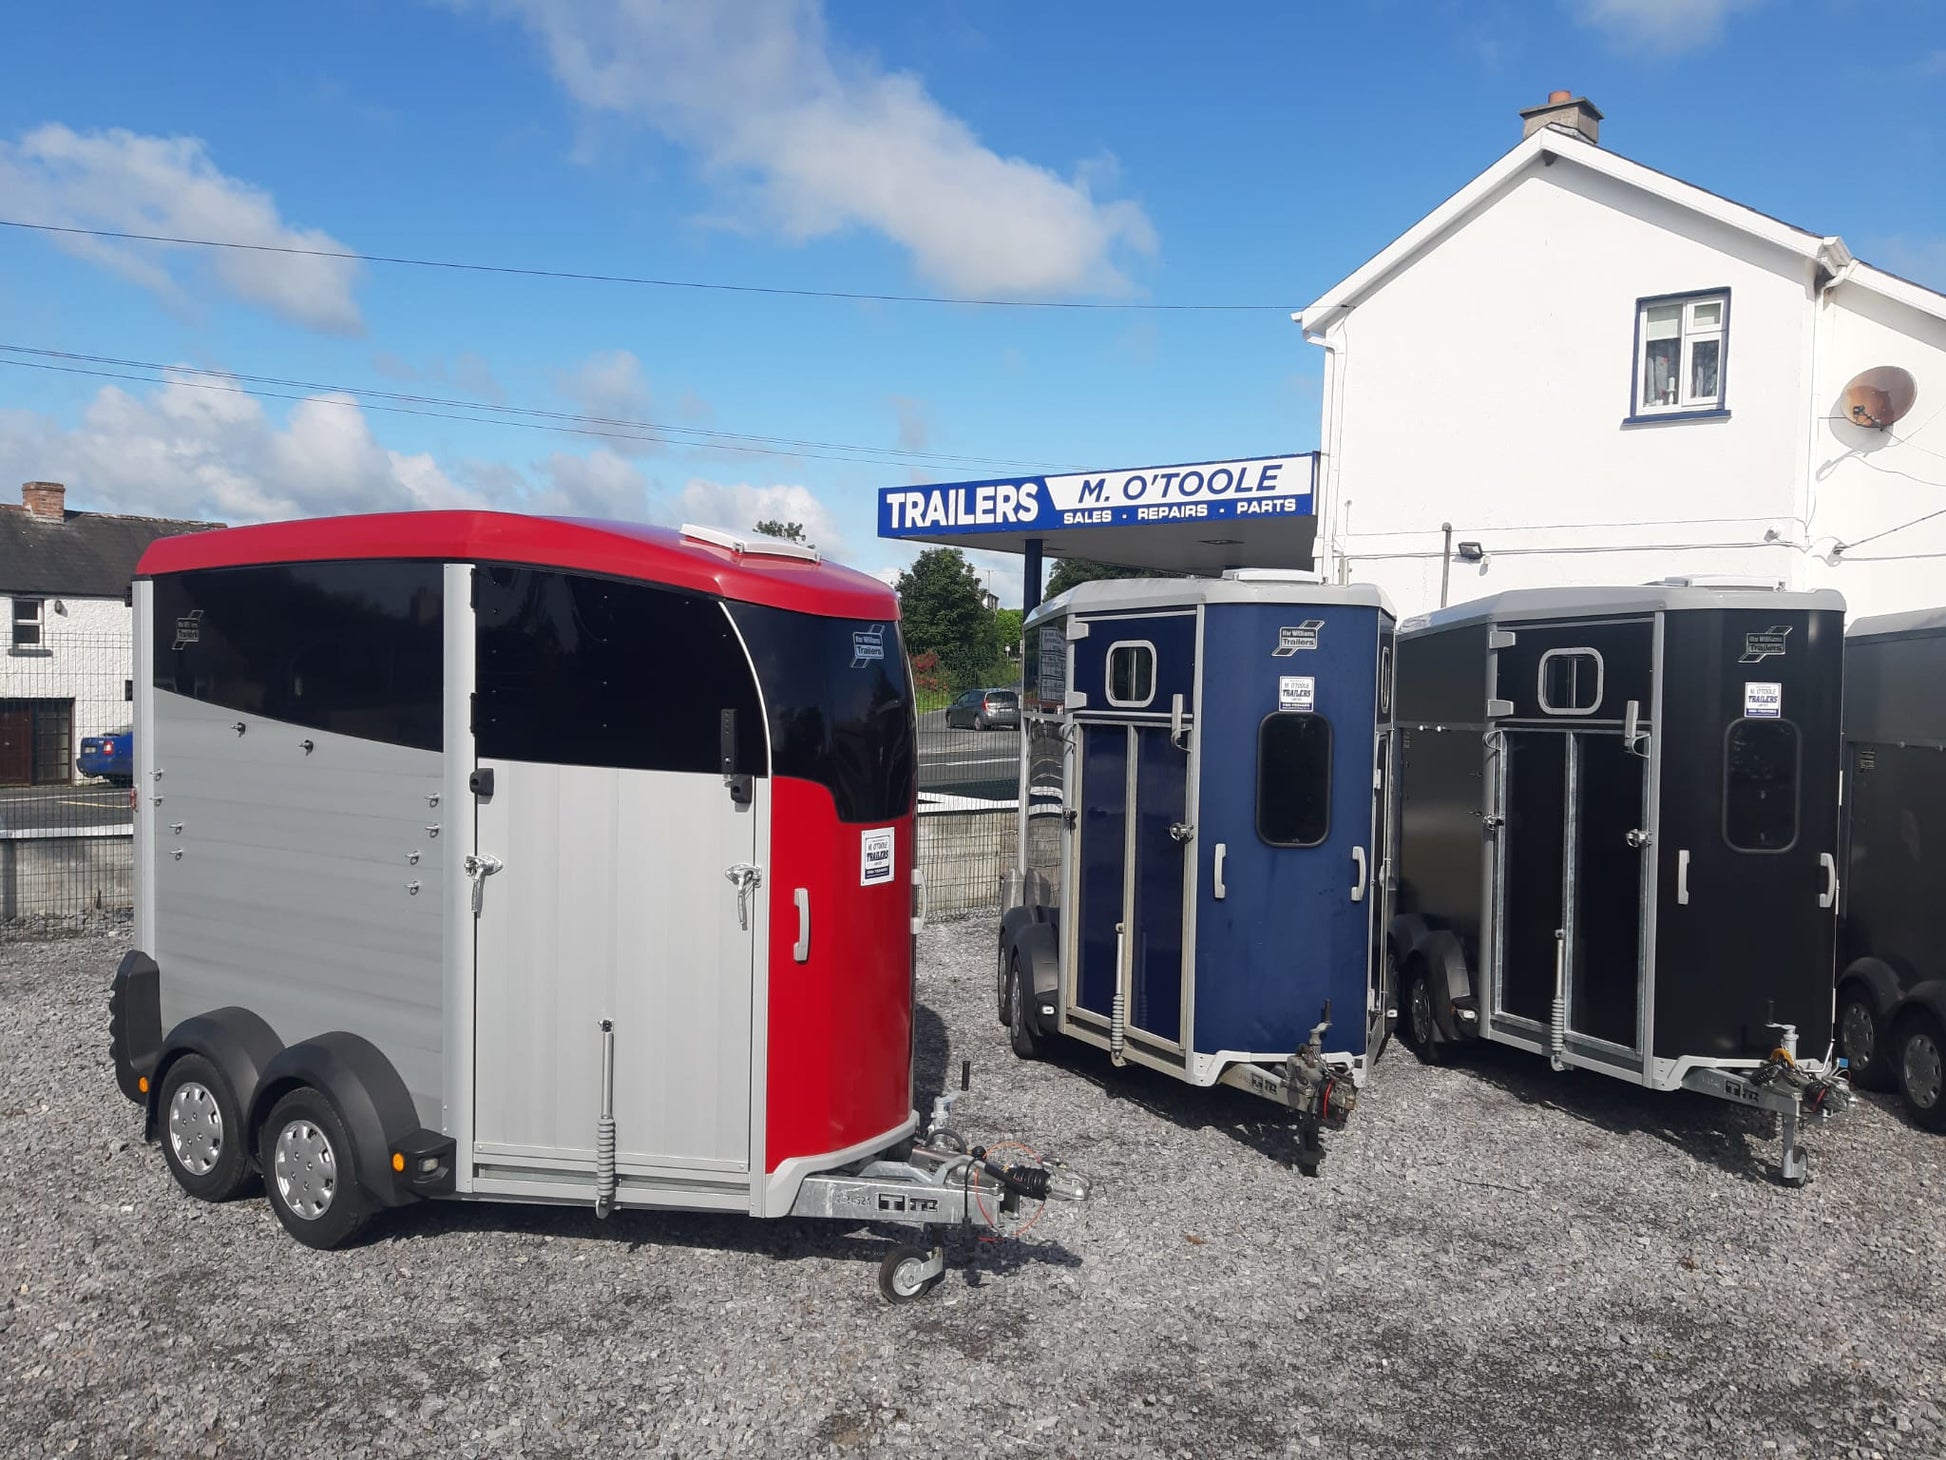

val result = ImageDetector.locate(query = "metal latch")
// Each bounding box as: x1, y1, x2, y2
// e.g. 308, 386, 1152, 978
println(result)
463, 852, 504, 915
725, 863, 762, 931
1168, 822, 1194, 844
1626, 828, 1653, 848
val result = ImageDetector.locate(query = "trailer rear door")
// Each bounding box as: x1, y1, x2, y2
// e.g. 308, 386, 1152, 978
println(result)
468, 567, 764, 1184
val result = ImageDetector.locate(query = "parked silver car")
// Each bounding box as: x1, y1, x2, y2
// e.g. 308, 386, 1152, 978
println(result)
945, 688, 1019, 730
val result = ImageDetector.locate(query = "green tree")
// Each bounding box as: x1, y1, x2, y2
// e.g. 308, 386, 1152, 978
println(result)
1043, 557, 1183, 599
753, 519, 809, 545
991, 607, 1023, 681
896, 548, 996, 692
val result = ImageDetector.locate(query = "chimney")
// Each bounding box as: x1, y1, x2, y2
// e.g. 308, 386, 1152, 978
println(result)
1519, 90, 1602, 145
21, 481, 67, 522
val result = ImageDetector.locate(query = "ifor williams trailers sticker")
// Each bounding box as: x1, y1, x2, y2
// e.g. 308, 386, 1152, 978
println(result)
1273, 621, 1323, 656
1739, 626, 1791, 664
861, 827, 896, 886
1743, 682, 1782, 718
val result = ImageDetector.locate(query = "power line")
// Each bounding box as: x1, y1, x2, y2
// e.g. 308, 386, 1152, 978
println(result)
0, 217, 1290, 313
0, 342, 1075, 474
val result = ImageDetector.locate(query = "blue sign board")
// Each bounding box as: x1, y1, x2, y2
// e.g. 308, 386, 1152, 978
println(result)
878, 454, 1315, 539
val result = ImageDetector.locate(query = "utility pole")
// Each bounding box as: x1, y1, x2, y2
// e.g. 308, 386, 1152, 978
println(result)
1440, 522, 1454, 608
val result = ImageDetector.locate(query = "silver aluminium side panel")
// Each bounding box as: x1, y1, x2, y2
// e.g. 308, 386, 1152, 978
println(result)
441, 563, 477, 1188
152, 692, 447, 1124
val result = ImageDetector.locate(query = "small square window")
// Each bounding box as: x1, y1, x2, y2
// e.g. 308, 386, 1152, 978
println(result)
1105, 642, 1156, 708
1633, 291, 1727, 416
1258, 712, 1333, 847
1538, 648, 1604, 715
12, 597, 43, 648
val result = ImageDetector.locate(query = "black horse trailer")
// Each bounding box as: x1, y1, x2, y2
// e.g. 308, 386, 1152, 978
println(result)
1836, 609, 1946, 1130
1388, 582, 1849, 1183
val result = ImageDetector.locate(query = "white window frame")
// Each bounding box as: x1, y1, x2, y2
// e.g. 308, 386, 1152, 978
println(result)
1631, 290, 1728, 418
1104, 640, 1158, 709
1537, 648, 1604, 717
11, 596, 44, 650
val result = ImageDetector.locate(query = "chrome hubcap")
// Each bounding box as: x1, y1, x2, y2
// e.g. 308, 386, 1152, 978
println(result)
273, 1119, 339, 1220
1904, 1032, 1944, 1110
167, 1081, 223, 1176
892, 1258, 927, 1297
1840, 1002, 1875, 1067
1010, 964, 1024, 1031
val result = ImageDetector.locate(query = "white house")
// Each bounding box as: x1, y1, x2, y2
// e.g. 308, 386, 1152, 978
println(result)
1, 482, 218, 786
1300, 92, 1946, 621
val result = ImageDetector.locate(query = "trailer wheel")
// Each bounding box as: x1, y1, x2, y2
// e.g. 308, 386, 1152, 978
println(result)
157, 1054, 254, 1203
1008, 953, 1042, 1060
1399, 965, 1446, 1066
259, 1087, 374, 1250
1895, 1011, 1946, 1133
877, 1244, 942, 1304
1836, 986, 1893, 1091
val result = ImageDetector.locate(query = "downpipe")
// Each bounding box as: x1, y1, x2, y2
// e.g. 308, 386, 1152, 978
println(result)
594, 1018, 617, 1219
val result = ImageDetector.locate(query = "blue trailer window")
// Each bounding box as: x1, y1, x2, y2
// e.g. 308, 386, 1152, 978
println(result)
1724, 718, 1798, 853
1257, 712, 1332, 847
1106, 642, 1156, 708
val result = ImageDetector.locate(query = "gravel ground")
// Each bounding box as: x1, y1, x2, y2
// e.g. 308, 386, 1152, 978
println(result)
2, 916, 1942, 1459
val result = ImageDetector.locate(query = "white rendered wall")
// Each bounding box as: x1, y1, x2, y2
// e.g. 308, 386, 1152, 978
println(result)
1318, 157, 1816, 618
1, 594, 134, 751
1802, 282, 1946, 619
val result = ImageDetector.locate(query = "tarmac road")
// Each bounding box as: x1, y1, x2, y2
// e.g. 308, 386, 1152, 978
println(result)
0, 782, 132, 833
917, 708, 1019, 803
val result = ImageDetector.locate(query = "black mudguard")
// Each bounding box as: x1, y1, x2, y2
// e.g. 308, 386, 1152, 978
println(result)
1015, 921, 1061, 1035
249, 1032, 452, 1207
1839, 957, 1906, 1020
146, 1007, 284, 1143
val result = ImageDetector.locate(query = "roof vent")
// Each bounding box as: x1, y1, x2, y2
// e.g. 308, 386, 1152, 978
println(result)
1649, 575, 1784, 591
680, 522, 821, 564
1221, 568, 1325, 584
1519, 91, 1602, 145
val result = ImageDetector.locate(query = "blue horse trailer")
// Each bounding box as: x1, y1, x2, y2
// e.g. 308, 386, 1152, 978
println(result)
997, 573, 1396, 1172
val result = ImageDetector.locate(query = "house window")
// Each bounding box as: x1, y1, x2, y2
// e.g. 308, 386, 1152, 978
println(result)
11, 598, 43, 649
1633, 291, 1727, 416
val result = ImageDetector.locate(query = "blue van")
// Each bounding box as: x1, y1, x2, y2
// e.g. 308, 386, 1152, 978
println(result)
997, 572, 1395, 1173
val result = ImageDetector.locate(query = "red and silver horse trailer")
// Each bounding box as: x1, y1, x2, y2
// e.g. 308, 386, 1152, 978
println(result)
108, 512, 1081, 1301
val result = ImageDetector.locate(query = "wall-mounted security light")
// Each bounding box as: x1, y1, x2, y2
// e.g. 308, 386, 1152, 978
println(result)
1455, 542, 1486, 563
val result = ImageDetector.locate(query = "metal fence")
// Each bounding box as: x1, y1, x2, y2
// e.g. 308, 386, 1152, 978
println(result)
0, 627, 135, 936
914, 697, 1018, 917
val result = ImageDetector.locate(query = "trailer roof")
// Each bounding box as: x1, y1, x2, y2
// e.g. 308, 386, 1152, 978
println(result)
135, 511, 898, 620
1400, 583, 1844, 634
1847, 607, 1946, 642
1023, 573, 1390, 630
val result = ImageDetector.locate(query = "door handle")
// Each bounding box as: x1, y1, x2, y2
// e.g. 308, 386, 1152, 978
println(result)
793, 888, 811, 962
1818, 852, 1838, 910
1351, 846, 1368, 903
1213, 843, 1227, 901
1170, 692, 1187, 748
1677, 849, 1690, 906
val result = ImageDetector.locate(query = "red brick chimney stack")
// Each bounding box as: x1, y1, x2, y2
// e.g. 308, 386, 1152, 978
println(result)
21, 481, 67, 522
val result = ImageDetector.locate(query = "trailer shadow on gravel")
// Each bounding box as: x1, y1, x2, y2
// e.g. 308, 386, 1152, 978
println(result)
1405, 1038, 1816, 1186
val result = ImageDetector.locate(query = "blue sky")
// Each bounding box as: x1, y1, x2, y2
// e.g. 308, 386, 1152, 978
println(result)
1, 0, 1941, 598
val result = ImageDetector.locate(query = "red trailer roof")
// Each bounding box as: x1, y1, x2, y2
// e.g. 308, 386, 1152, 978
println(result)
136, 511, 898, 620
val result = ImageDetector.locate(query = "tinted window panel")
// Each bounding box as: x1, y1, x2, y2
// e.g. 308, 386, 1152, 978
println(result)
729, 604, 915, 823
1108, 643, 1155, 707
153, 563, 444, 751
1724, 718, 1798, 852
476, 567, 762, 775
1539, 649, 1603, 715
1258, 712, 1332, 847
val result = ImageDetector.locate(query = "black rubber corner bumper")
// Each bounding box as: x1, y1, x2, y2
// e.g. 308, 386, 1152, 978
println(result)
108, 951, 163, 1104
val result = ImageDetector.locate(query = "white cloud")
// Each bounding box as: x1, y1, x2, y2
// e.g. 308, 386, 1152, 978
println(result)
0, 124, 363, 332
1569, 0, 1765, 55
531, 447, 653, 517
0, 373, 470, 523
554, 348, 662, 457
481, 0, 1156, 295
672, 478, 848, 554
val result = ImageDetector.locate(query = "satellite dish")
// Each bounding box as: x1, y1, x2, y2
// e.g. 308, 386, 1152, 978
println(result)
1841, 365, 1918, 430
